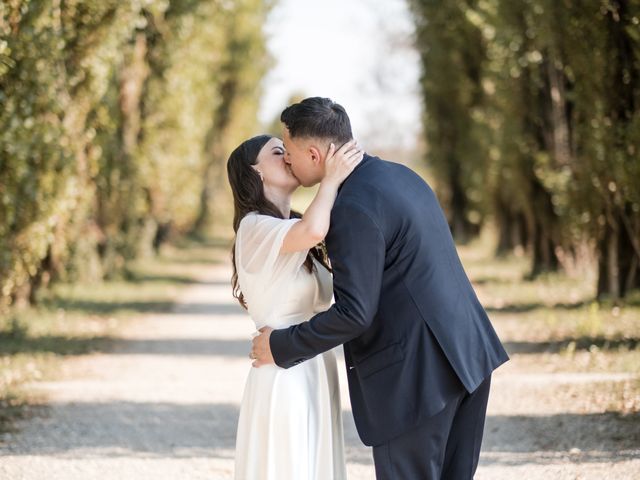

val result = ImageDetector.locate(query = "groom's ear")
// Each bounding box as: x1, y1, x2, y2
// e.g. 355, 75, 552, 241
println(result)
308, 145, 322, 166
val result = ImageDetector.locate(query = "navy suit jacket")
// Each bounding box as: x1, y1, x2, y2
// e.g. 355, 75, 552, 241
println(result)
270, 154, 509, 446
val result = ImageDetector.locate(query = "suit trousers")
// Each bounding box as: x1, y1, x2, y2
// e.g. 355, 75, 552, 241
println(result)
372, 375, 491, 480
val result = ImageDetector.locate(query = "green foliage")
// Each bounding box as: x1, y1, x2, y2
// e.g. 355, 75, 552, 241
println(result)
410, 0, 640, 299
0, 0, 269, 311
410, 0, 488, 242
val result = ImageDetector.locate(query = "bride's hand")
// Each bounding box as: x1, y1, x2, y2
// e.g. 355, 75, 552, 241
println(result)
323, 139, 363, 187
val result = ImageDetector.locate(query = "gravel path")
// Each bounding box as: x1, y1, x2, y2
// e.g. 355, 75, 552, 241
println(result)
1, 261, 638, 479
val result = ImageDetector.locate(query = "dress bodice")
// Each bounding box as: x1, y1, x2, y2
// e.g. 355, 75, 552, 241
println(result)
235, 213, 333, 329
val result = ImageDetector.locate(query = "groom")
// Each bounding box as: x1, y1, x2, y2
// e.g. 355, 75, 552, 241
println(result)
252, 97, 509, 479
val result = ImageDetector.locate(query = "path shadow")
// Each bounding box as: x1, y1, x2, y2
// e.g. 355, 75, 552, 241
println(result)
0, 401, 240, 457
1, 337, 253, 357
472, 276, 519, 286
173, 302, 245, 316
127, 274, 230, 287
0, 334, 115, 356
504, 336, 640, 354
111, 338, 251, 356
486, 300, 589, 314
1, 400, 375, 465
7, 385, 634, 467
481, 412, 640, 465
46, 299, 244, 316
162, 256, 225, 266
340, 409, 640, 467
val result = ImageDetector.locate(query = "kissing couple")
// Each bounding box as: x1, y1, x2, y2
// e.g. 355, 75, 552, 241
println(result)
227, 97, 509, 480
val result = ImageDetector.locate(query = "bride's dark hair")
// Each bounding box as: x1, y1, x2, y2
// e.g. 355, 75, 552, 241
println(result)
227, 135, 331, 309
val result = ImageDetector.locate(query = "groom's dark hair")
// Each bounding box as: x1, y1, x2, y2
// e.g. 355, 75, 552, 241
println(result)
280, 97, 353, 145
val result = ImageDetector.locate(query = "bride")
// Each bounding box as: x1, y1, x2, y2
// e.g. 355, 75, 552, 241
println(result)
227, 134, 363, 480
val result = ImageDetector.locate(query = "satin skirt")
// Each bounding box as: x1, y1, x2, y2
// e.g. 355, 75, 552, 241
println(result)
234, 350, 347, 480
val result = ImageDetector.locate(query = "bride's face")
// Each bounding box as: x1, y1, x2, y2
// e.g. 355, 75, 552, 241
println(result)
282, 128, 324, 187
254, 137, 300, 192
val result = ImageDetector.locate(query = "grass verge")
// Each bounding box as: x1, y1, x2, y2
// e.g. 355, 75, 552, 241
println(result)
0, 236, 228, 435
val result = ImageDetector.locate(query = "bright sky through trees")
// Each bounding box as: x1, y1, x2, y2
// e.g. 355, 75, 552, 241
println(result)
259, 0, 421, 150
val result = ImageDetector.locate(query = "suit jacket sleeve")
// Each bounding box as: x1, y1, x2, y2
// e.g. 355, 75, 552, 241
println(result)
270, 202, 385, 368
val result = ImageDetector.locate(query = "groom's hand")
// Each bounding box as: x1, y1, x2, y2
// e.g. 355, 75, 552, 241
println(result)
251, 327, 275, 368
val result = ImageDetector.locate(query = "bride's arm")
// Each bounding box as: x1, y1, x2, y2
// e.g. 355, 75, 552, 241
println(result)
281, 140, 362, 253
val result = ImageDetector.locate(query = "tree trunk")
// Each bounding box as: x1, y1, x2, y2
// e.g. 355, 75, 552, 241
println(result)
527, 176, 561, 277
192, 59, 239, 236
192, 155, 219, 235
596, 1, 640, 301
495, 204, 514, 256
596, 209, 639, 301
619, 205, 640, 298
494, 198, 526, 256
449, 173, 479, 244
606, 221, 621, 301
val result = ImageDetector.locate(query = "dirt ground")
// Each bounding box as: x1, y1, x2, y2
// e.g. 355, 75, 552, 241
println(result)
1, 259, 638, 479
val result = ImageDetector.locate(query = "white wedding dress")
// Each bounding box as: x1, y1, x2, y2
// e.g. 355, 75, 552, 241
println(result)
233, 213, 347, 480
